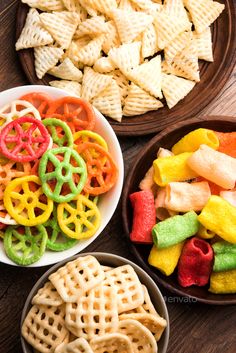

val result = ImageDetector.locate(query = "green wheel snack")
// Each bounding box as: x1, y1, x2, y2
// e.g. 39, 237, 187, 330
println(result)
3, 225, 48, 266
44, 208, 78, 251
43, 118, 73, 148
39, 147, 87, 203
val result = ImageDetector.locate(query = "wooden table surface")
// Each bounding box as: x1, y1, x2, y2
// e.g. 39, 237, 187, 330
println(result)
0, 1, 236, 352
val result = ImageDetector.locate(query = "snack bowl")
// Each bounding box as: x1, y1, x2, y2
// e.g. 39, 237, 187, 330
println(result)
0, 85, 124, 267
122, 116, 236, 305
21, 252, 169, 353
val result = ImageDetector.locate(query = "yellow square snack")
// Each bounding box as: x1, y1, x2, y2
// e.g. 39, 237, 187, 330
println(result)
22, 0, 65, 11
108, 70, 129, 104
162, 73, 195, 108
75, 16, 107, 38
164, 30, 193, 64
123, 83, 163, 116
193, 27, 213, 62
65, 285, 119, 339
102, 20, 121, 55
118, 319, 157, 353
92, 80, 123, 122
119, 313, 167, 341
48, 58, 83, 81
55, 338, 93, 353
81, 67, 113, 102
127, 55, 162, 99
184, 0, 225, 33
32, 281, 63, 307
108, 42, 141, 75
153, 10, 190, 49
16, 8, 53, 50
50, 80, 81, 97
22, 304, 69, 353
136, 285, 161, 317
40, 11, 79, 49
49, 255, 105, 303
103, 265, 144, 313
112, 9, 153, 44
76, 35, 104, 66
94, 57, 116, 73
142, 23, 159, 59
171, 40, 200, 82
34, 45, 64, 79
90, 333, 133, 353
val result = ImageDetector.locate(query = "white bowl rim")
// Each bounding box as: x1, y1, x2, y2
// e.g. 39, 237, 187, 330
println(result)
0, 85, 124, 267
20, 252, 170, 353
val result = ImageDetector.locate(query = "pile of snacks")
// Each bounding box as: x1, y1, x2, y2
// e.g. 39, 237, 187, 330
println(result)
0, 92, 118, 265
129, 128, 236, 294
16, 0, 225, 121
22, 255, 167, 353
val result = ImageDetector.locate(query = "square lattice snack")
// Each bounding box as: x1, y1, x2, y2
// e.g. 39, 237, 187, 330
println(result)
21, 304, 69, 353
32, 281, 63, 307
65, 284, 119, 340
49, 255, 105, 302
103, 265, 144, 313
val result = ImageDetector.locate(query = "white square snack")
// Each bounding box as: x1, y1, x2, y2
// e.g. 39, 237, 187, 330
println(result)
49, 255, 105, 303
102, 21, 121, 55
193, 27, 213, 62
48, 58, 83, 81
119, 313, 167, 341
153, 10, 190, 49
118, 319, 157, 353
103, 265, 144, 313
49, 80, 81, 97
40, 11, 79, 49
108, 42, 141, 75
22, 0, 65, 11
90, 333, 133, 353
75, 16, 107, 38
16, 8, 53, 51
184, 0, 225, 33
127, 55, 162, 99
142, 23, 159, 59
65, 285, 119, 339
92, 80, 123, 122
123, 83, 163, 116
162, 73, 196, 109
55, 337, 94, 353
164, 31, 193, 64
32, 281, 63, 307
81, 67, 113, 102
112, 9, 153, 44
34, 45, 64, 79
76, 35, 105, 66
22, 304, 69, 353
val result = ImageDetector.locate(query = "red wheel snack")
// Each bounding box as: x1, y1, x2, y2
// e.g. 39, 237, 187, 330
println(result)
76, 142, 118, 195
46, 97, 96, 133
178, 237, 214, 287
129, 190, 156, 244
0, 116, 50, 162
20, 92, 52, 118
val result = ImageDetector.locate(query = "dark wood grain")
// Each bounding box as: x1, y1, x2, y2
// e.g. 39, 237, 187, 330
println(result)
16, 1, 236, 136
0, 1, 236, 353
122, 116, 236, 305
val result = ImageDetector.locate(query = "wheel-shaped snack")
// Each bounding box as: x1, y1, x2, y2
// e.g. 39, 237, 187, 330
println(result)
43, 118, 73, 148
20, 92, 52, 118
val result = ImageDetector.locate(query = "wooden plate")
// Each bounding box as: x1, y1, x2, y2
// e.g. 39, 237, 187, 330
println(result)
16, 1, 236, 136
122, 116, 236, 305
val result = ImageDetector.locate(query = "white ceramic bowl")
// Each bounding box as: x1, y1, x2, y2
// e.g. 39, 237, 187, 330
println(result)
0, 85, 124, 267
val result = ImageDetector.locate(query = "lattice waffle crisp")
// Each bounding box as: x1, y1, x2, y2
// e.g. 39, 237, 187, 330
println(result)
17, 0, 225, 121
22, 255, 167, 353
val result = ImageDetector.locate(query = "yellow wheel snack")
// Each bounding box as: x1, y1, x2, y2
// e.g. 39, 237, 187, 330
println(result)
3, 175, 53, 226
57, 194, 101, 239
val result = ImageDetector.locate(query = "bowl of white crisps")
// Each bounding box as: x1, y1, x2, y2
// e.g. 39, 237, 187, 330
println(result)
21, 253, 169, 353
